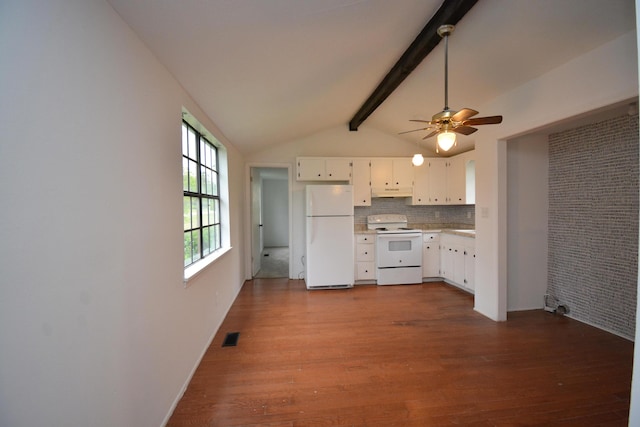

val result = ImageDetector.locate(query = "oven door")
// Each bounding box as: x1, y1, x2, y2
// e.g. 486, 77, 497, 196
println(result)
376, 233, 422, 268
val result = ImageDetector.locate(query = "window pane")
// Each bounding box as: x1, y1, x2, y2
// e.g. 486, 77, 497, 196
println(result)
212, 224, 220, 250
213, 199, 219, 224
211, 147, 217, 171
211, 171, 218, 196
208, 169, 214, 195
182, 158, 190, 191
188, 160, 198, 192
191, 230, 201, 263
188, 128, 197, 159
184, 231, 192, 266
191, 197, 200, 228
182, 124, 188, 156
210, 199, 216, 225
201, 140, 209, 168
183, 196, 192, 230
201, 168, 208, 195
203, 226, 211, 256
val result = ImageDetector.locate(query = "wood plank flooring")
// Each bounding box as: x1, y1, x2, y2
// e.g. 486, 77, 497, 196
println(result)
167, 279, 633, 426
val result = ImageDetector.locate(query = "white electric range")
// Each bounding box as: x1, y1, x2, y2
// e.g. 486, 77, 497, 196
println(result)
366, 215, 423, 285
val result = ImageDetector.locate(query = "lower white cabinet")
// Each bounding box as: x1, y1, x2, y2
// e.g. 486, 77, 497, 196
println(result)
422, 232, 440, 278
439, 233, 475, 293
463, 240, 476, 291
354, 233, 375, 282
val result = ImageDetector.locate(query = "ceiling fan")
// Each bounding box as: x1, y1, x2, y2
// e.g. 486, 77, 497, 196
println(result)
401, 24, 503, 155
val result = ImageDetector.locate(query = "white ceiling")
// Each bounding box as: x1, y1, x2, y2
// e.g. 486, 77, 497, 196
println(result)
108, 0, 636, 155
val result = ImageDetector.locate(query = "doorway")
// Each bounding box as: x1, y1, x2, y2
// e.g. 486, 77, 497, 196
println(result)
250, 167, 290, 278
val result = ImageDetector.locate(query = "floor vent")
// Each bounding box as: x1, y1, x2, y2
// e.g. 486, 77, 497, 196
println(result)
222, 332, 240, 347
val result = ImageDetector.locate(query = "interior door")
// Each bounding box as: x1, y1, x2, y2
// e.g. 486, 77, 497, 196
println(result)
250, 168, 263, 276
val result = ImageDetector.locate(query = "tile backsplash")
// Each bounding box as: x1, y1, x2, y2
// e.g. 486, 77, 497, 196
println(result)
354, 197, 475, 227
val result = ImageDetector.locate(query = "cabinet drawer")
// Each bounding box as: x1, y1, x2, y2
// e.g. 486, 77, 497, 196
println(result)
423, 232, 440, 243
356, 244, 374, 261
356, 262, 376, 280
356, 234, 375, 244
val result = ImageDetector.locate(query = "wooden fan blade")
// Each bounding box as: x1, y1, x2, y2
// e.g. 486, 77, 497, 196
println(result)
452, 126, 478, 135
451, 108, 479, 122
398, 127, 431, 135
422, 130, 439, 140
463, 115, 503, 126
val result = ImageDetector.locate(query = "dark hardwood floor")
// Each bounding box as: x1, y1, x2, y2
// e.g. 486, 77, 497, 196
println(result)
167, 279, 633, 426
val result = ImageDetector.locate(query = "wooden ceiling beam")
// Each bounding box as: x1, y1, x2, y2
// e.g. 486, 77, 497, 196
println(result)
348, 0, 478, 131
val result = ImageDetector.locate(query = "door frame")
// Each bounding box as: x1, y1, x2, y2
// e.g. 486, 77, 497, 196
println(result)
244, 162, 293, 280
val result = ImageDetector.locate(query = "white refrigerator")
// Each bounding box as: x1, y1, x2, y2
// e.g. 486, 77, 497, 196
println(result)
305, 185, 355, 289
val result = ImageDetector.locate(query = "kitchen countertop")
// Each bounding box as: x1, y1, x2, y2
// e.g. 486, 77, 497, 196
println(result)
354, 224, 475, 238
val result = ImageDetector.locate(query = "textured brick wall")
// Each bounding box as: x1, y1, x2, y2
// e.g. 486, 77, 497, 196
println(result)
355, 198, 475, 227
548, 114, 638, 339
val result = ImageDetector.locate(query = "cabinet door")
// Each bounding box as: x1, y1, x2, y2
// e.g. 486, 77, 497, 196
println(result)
464, 242, 475, 291
297, 158, 325, 181
422, 233, 440, 277
370, 158, 393, 188
452, 242, 465, 285
412, 162, 429, 205
440, 241, 453, 281
326, 158, 352, 181
428, 158, 447, 204
392, 158, 414, 188
447, 157, 466, 204
352, 159, 371, 206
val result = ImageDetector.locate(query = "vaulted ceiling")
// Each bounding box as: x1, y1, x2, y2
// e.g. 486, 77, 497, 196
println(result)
107, 0, 635, 155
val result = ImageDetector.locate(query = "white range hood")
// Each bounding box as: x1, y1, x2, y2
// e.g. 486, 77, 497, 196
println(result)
371, 187, 413, 198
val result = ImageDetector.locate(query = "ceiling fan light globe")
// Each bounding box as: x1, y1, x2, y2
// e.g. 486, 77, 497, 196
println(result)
412, 153, 424, 166
437, 131, 456, 152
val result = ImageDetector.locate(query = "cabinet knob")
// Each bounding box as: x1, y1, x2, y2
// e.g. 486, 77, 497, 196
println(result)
426, 246, 430, 249
317, 173, 321, 177
329, 173, 332, 176
364, 251, 368, 255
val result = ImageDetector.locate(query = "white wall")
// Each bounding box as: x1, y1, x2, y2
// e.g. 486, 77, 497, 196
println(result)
262, 179, 289, 247
506, 134, 549, 311
0, 1, 245, 426
474, 30, 638, 321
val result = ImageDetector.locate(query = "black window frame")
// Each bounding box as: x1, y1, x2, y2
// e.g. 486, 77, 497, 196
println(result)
182, 120, 221, 267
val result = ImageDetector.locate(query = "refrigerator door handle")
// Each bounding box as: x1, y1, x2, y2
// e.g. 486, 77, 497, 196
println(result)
308, 219, 315, 244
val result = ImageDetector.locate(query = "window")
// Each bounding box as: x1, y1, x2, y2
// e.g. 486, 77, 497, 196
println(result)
182, 121, 221, 267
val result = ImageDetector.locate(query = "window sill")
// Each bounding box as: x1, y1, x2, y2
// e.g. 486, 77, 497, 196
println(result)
183, 246, 232, 286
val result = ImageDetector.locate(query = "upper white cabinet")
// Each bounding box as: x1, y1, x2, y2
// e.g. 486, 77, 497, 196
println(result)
428, 158, 448, 204
296, 157, 351, 181
370, 158, 413, 190
351, 158, 371, 206
410, 150, 474, 205
446, 156, 466, 204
